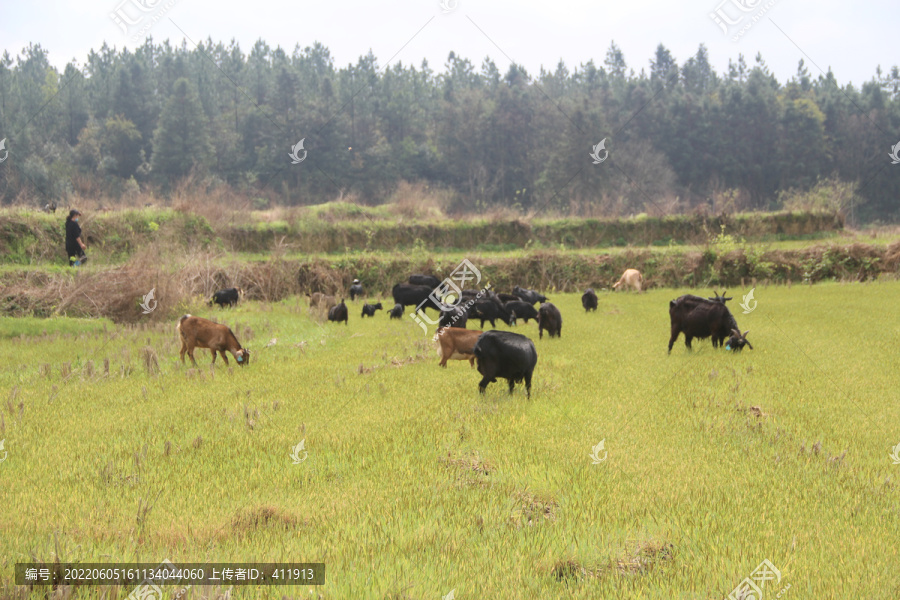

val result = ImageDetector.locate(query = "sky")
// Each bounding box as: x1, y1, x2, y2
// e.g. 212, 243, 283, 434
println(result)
1, 0, 897, 87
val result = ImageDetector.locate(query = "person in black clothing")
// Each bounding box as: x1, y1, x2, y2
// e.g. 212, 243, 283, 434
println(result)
65, 209, 87, 266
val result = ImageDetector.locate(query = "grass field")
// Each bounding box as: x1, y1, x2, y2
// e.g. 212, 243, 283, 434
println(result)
1, 283, 899, 599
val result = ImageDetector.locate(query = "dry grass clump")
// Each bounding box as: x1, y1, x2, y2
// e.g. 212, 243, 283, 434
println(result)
607, 540, 674, 575
549, 539, 674, 582
510, 489, 558, 528
231, 505, 304, 534
439, 452, 495, 476
439, 451, 495, 489
46, 248, 207, 323
386, 181, 450, 220
170, 172, 253, 229
2, 239, 304, 323
141, 346, 160, 376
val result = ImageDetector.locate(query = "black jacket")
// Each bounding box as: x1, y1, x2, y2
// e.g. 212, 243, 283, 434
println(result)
65, 219, 83, 256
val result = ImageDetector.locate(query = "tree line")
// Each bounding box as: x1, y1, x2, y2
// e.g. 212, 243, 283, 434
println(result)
0, 39, 898, 221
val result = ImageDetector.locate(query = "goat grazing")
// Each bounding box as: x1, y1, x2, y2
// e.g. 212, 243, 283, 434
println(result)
177, 315, 250, 367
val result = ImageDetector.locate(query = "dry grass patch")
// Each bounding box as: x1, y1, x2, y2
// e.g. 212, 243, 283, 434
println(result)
231, 506, 305, 535
548, 540, 674, 584
439, 452, 494, 476
386, 181, 451, 221
748, 405, 768, 418
439, 451, 495, 489
550, 558, 598, 582
510, 489, 558, 528
606, 540, 675, 576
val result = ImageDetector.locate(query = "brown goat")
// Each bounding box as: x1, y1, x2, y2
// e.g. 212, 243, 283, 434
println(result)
433, 327, 483, 367
307, 292, 337, 311
176, 314, 250, 367
307, 292, 323, 307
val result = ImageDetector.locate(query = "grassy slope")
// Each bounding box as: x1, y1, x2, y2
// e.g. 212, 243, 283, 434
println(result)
0, 285, 898, 598
0, 236, 889, 287
0, 206, 849, 267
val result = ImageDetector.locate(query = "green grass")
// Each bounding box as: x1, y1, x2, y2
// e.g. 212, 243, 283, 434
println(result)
0, 316, 114, 339
1, 284, 899, 598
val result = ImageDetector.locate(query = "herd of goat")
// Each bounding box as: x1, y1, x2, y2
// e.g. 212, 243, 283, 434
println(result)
179, 269, 752, 397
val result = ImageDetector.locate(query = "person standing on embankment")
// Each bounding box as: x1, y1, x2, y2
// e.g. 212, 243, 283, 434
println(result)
65, 209, 87, 266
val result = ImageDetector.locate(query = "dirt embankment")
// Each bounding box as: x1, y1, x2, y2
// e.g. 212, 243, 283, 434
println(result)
3, 241, 898, 323
0, 209, 843, 261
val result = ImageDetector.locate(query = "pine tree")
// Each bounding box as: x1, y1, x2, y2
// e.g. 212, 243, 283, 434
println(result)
604, 42, 627, 79
149, 78, 213, 181
650, 44, 678, 88
102, 115, 142, 178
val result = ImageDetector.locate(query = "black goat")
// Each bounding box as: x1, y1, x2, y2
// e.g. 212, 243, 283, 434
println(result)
361, 302, 383, 317
388, 304, 404, 319
328, 300, 348, 324
581, 289, 598, 312
726, 329, 753, 352
667, 294, 739, 353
